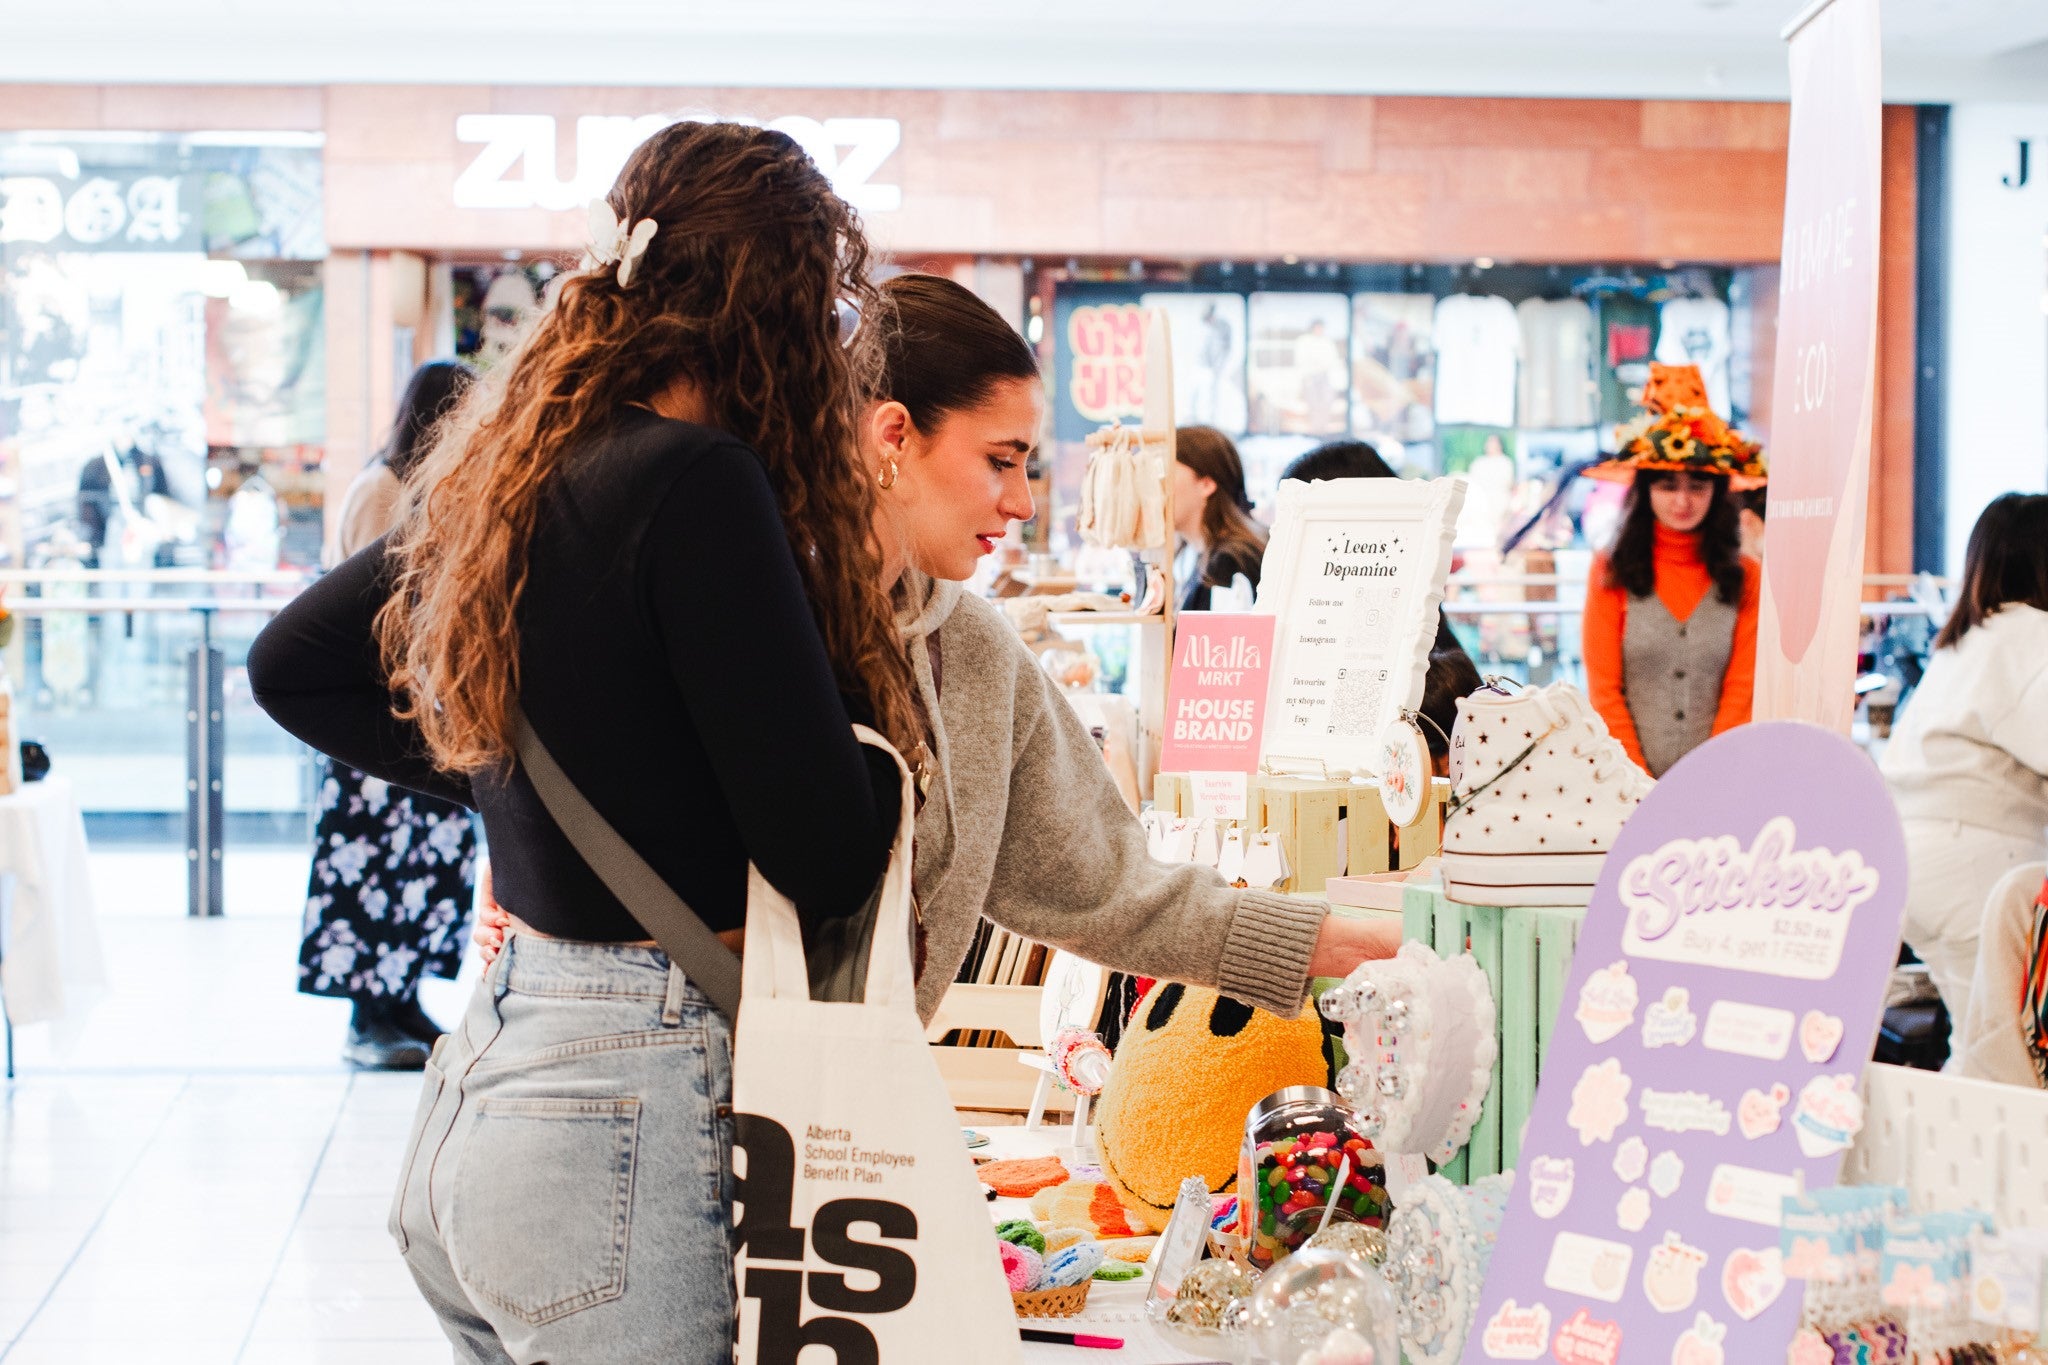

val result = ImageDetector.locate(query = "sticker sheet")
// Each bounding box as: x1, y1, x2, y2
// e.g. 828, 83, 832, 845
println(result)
1463, 723, 1907, 1365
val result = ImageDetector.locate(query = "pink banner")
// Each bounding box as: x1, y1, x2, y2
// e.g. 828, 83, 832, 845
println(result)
1754, 0, 1884, 730
1159, 613, 1276, 775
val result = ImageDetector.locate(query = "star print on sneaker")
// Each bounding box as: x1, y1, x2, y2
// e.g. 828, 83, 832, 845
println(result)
1440, 680, 1652, 907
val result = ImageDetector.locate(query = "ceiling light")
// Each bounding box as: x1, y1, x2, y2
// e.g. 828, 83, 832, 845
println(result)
1474, 257, 1495, 270
1283, 254, 1299, 265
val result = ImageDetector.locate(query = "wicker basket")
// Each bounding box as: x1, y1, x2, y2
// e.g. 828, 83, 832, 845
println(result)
1012, 1281, 1092, 1318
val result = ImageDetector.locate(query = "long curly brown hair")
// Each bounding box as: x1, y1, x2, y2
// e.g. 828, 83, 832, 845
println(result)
376, 120, 922, 773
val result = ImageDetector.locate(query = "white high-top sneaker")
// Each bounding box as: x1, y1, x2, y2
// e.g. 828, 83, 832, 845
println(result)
1440, 680, 1653, 907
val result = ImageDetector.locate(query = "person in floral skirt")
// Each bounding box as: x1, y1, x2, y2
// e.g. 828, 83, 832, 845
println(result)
296, 361, 479, 1069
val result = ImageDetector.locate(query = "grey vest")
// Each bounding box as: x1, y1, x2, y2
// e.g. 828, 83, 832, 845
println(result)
1623, 588, 1737, 777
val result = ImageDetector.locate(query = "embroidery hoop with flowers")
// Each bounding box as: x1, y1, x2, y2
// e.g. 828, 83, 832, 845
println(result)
1586, 362, 1768, 492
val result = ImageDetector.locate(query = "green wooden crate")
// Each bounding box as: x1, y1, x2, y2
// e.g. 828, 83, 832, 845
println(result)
1400, 881, 1585, 1182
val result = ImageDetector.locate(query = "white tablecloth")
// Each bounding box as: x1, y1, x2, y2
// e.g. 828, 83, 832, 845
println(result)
0, 777, 107, 1040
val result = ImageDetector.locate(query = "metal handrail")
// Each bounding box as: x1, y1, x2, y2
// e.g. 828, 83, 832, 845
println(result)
2, 600, 292, 615
1440, 600, 1941, 619
0, 569, 312, 587
1442, 573, 1950, 591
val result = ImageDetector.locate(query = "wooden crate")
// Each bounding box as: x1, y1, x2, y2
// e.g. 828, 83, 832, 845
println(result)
1401, 881, 1584, 1184
926, 982, 1046, 1112
1153, 774, 1449, 896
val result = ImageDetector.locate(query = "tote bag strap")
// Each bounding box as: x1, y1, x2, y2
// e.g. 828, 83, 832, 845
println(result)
512, 706, 743, 1019
743, 724, 919, 1012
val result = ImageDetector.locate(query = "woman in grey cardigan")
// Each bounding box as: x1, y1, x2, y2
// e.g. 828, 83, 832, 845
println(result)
476, 274, 1397, 1015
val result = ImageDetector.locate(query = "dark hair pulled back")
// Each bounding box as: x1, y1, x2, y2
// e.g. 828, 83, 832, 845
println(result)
873, 274, 1039, 430
383, 360, 476, 484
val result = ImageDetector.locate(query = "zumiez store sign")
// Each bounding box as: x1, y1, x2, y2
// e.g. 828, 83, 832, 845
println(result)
452, 114, 903, 213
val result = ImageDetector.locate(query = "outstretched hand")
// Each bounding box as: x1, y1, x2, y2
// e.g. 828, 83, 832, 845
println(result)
1307, 911, 1404, 981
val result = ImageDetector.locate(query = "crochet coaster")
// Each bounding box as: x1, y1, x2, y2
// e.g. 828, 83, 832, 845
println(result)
978, 1156, 1071, 1199
1029, 1179, 1145, 1238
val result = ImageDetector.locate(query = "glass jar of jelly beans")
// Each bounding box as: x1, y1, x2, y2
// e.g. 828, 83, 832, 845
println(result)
1236, 1086, 1388, 1270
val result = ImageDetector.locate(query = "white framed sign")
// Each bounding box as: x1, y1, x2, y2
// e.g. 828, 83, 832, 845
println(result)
1255, 475, 1465, 775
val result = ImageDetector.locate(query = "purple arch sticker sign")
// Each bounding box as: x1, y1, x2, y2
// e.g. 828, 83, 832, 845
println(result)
1463, 721, 1906, 1365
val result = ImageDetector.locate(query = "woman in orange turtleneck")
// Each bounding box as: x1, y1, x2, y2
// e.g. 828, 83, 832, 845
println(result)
1582, 468, 1760, 777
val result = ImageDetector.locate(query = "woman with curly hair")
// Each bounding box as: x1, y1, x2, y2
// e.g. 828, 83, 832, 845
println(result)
248, 121, 918, 1361
1580, 364, 1765, 778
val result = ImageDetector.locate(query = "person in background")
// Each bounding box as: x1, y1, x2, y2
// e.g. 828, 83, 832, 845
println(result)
1173, 425, 1267, 611
1579, 363, 1764, 778
326, 360, 473, 570
1954, 862, 2048, 1088
1882, 492, 2048, 1029
1281, 437, 1398, 483
1419, 644, 1484, 779
1738, 485, 1768, 561
297, 359, 479, 1070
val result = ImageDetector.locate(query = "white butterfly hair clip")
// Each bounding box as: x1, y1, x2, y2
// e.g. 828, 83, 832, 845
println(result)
584, 200, 659, 287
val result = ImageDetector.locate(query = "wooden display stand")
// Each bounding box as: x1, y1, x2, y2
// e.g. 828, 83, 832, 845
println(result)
925, 981, 1047, 1112
1152, 772, 1450, 896
925, 951, 1112, 1113
1402, 879, 1585, 1185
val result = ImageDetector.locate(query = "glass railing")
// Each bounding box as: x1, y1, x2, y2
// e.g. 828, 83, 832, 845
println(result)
2, 569, 315, 914
1, 567, 1947, 915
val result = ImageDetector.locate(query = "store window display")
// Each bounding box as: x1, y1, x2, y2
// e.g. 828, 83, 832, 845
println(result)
1655, 293, 1734, 417
1431, 292, 1519, 429
1881, 493, 2048, 1031
1514, 295, 1596, 430
1579, 363, 1766, 778
1171, 425, 1266, 612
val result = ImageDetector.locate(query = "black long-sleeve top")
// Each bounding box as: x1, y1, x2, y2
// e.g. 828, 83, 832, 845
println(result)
248, 408, 898, 941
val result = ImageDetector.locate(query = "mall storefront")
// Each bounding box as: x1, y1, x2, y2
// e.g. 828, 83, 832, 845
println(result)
0, 82, 1928, 834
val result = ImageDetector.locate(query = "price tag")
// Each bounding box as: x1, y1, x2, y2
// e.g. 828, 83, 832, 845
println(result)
1189, 770, 1250, 822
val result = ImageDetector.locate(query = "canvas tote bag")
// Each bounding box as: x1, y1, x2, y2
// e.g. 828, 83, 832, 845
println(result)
731, 725, 1021, 1365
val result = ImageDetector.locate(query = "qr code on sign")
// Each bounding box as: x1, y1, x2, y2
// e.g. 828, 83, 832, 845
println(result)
1345, 582, 1401, 635
1330, 667, 1388, 738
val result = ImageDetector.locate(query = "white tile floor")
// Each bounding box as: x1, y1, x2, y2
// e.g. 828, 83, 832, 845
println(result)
3, 849, 483, 1362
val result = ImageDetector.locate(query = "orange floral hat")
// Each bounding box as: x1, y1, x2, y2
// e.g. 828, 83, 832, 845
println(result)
1585, 363, 1766, 491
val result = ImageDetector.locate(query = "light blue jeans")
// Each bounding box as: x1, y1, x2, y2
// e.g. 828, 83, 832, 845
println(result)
390, 932, 737, 1363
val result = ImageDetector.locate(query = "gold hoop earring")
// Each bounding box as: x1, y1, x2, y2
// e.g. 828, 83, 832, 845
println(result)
877, 453, 899, 490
